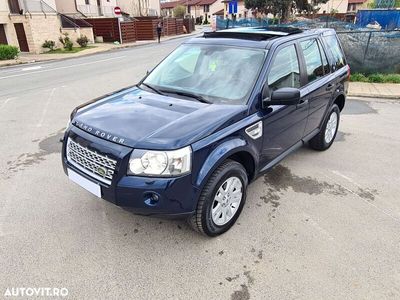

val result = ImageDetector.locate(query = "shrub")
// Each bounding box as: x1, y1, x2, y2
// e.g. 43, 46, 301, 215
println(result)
59, 33, 73, 51
350, 73, 368, 82
42, 40, 55, 51
0, 44, 19, 60
351, 72, 400, 84
367, 73, 385, 83
76, 35, 89, 48
383, 74, 400, 84
64, 40, 73, 51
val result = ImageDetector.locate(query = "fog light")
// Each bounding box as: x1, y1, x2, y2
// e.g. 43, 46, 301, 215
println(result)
144, 192, 160, 206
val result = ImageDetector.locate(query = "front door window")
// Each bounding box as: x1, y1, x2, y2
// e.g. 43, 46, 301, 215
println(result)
268, 45, 300, 91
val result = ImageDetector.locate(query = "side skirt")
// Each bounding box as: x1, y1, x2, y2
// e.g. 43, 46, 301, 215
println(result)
257, 129, 320, 177
259, 140, 303, 173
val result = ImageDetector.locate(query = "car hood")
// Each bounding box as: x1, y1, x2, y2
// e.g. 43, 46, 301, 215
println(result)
73, 87, 248, 149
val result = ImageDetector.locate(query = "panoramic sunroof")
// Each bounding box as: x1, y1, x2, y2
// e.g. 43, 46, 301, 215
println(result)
204, 27, 303, 41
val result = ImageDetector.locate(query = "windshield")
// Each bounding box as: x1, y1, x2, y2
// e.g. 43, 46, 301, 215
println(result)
143, 44, 266, 104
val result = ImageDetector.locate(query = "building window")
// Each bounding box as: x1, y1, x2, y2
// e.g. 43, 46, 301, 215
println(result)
8, 0, 21, 14
85, 0, 90, 5
188, 6, 191, 13
204, 5, 209, 13
0, 24, 8, 45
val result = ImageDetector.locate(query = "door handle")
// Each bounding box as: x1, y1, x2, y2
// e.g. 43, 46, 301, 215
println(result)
297, 99, 309, 108
326, 83, 334, 91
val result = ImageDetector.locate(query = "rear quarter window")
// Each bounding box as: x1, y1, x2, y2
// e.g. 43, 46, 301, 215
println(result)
323, 34, 346, 70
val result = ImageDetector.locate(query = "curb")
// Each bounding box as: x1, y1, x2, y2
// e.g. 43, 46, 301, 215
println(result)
0, 31, 202, 69
348, 93, 400, 100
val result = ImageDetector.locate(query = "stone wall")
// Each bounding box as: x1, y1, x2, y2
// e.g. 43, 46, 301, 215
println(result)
1, 13, 62, 53
2, 14, 36, 52
0, 12, 19, 47
62, 27, 95, 47
28, 13, 62, 53
0, 12, 95, 54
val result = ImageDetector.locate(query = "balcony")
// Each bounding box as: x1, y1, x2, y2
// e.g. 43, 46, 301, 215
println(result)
7, 0, 57, 16
77, 5, 116, 17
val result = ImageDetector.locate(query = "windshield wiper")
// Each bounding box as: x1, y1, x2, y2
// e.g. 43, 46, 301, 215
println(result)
138, 82, 164, 95
161, 89, 212, 104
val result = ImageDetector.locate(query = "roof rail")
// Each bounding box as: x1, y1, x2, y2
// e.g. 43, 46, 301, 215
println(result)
204, 27, 303, 40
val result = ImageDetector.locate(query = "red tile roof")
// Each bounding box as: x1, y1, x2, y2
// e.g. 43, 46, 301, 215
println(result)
348, 0, 366, 3
197, 0, 218, 5
185, 0, 202, 6
160, 1, 181, 9
160, 0, 217, 9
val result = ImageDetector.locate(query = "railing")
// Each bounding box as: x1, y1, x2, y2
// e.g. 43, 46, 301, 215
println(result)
60, 14, 80, 29
60, 14, 93, 29
8, 0, 57, 17
77, 5, 115, 17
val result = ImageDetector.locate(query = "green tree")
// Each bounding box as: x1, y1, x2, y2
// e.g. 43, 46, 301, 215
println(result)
173, 5, 186, 18
244, 0, 328, 21
296, 0, 329, 13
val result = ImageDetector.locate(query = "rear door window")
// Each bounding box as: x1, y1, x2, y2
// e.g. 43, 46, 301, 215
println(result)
300, 39, 324, 83
323, 34, 346, 70
268, 44, 300, 90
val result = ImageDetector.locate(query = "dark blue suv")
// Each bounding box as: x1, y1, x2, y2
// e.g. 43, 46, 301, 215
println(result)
62, 27, 349, 236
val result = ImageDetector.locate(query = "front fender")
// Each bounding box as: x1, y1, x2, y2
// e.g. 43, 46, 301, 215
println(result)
194, 137, 258, 189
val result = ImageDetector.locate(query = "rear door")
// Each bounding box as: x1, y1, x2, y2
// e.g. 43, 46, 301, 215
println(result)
322, 33, 349, 100
298, 37, 333, 135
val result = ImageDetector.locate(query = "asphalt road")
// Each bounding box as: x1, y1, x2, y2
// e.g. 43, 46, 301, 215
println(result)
1, 36, 400, 299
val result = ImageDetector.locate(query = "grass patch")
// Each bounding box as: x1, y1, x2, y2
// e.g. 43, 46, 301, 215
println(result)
351, 73, 400, 84
45, 46, 95, 54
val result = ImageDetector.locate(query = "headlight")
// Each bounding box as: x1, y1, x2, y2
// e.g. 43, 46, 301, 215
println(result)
128, 146, 191, 177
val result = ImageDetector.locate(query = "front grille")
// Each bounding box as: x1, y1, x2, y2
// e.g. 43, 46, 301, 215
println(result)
66, 138, 117, 184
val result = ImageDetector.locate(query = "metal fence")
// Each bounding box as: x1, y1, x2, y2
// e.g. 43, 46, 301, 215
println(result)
215, 16, 400, 74
337, 30, 400, 73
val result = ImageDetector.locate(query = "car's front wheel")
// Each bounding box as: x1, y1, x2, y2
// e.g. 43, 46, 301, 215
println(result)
189, 160, 248, 237
309, 104, 340, 151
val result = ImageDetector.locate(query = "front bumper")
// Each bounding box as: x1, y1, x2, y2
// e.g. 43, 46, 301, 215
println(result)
62, 126, 199, 217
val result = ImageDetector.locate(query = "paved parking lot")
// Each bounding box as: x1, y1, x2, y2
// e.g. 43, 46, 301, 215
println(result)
1, 36, 400, 299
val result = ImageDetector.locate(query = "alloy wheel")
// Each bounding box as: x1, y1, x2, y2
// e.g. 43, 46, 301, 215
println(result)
211, 176, 243, 226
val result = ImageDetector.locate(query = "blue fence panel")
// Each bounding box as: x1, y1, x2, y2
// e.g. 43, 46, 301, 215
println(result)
356, 10, 400, 30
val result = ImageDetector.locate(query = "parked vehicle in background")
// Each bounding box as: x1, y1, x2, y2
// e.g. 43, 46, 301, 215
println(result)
62, 27, 349, 236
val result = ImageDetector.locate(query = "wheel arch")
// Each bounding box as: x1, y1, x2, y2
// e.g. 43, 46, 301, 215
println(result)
194, 138, 258, 189
334, 93, 346, 111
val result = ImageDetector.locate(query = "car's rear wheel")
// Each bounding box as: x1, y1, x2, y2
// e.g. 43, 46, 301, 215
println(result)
309, 104, 340, 151
188, 160, 248, 237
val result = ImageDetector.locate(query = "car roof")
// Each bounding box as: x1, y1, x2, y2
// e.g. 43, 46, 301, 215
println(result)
186, 27, 336, 49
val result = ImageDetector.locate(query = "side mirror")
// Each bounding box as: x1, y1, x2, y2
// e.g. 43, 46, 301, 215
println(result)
262, 87, 301, 108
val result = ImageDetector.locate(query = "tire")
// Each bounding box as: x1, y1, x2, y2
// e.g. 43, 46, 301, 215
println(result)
309, 104, 340, 151
188, 159, 248, 237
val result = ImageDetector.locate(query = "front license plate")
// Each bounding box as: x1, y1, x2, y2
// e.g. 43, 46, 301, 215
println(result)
68, 169, 101, 198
